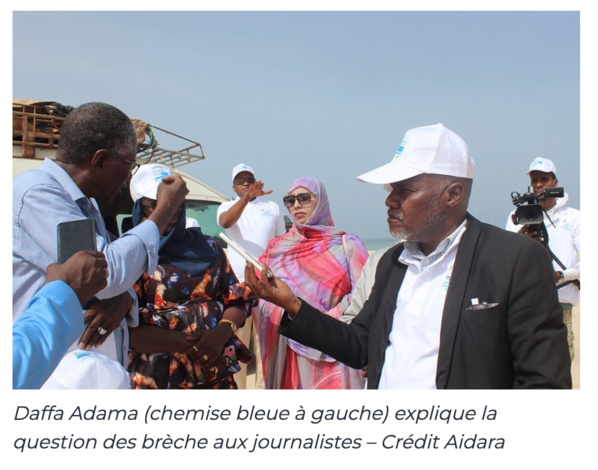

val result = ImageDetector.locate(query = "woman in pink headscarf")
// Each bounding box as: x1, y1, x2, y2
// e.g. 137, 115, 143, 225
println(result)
255, 177, 369, 389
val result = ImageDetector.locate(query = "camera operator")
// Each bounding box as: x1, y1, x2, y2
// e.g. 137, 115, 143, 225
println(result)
506, 157, 580, 360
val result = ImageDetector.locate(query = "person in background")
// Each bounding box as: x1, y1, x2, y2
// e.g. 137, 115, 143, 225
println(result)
12, 102, 188, 373
506, 157, 580, 360
13, 250, 108, 389
217, 163, 286, 389
127, 164, 256, 389
254, 177, 369, 389
246, 123, 571, 389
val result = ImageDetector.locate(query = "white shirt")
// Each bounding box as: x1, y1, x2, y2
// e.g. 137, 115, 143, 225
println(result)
379, 222, 467, 389
506, 193, 580, 305
217, 196, 286, 281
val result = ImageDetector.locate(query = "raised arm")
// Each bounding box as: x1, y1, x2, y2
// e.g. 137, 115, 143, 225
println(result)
218, 181, 272, 228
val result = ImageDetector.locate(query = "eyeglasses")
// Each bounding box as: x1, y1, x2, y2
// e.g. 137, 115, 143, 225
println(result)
233, 176, 256, 185
111, 153, 140, 175
282, 192, 313, 208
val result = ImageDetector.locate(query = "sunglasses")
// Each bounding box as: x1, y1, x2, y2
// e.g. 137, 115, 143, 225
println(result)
283, 192, 313, 208
233, 176, 256, 185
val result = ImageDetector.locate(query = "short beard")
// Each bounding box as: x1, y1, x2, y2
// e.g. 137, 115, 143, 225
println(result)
389, 197, 447, 242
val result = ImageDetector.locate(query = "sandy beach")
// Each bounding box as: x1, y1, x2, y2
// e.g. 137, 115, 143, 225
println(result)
572, 304, 580, 389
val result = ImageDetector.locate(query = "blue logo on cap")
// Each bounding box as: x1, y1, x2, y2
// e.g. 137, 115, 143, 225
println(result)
394, 139, 407, 159
152, 167, 170, 183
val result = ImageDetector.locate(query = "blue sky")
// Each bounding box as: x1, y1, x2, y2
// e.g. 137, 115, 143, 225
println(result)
6, 5, 597, 466
12, 10, 580, 239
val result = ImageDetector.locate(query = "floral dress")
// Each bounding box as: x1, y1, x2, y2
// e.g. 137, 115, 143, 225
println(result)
128, 237, 256, 389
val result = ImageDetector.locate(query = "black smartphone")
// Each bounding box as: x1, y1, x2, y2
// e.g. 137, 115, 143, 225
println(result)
57, 219, 97, 264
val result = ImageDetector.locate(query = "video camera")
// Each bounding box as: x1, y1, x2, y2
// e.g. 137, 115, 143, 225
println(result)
510, 186, 564, 225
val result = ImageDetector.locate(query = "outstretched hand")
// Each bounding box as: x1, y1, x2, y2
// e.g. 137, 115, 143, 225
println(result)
246, 181, 273, 199
244, 262, 302, 315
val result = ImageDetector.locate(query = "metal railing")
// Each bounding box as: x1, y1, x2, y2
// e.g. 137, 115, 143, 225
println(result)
13, 102, 205, 168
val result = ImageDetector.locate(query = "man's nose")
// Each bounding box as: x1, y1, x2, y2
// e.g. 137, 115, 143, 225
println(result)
385, 191, 399, 208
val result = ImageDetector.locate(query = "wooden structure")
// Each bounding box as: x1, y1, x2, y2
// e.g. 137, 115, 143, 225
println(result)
12, 99, 205, 168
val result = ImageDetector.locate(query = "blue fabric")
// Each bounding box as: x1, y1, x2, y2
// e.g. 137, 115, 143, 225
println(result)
12, 158, 161, 320
132, 199, 216, 277
13, 281, 83, 389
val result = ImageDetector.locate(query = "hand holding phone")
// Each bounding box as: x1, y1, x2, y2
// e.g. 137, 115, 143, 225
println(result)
57, 219, 97, 264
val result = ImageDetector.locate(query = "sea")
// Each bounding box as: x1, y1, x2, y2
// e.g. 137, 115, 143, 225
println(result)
362, 238, 397, 253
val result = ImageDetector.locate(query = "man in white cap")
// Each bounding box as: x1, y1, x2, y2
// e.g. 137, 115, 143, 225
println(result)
217, 163, 286, 388
506, 157, 580, 360
246, 123, 571, 389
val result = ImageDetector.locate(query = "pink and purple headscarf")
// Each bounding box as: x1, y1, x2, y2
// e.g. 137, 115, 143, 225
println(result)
255, 177, 369, 389
286, 176, 334, 229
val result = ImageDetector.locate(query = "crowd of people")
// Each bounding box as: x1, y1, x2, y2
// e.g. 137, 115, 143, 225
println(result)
12, 102, 579, 390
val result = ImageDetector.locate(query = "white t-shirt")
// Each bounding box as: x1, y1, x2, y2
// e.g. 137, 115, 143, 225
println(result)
217, 197, 286, 281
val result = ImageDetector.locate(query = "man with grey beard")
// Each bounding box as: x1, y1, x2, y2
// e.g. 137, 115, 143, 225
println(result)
246, 123, 571, 389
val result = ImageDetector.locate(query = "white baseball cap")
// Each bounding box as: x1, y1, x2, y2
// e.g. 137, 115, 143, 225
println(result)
357, 123, 475, 189
129, 163, 172, 201
41, 350, 131, 390
232, 163, 254, 182
527, 157, 557, 177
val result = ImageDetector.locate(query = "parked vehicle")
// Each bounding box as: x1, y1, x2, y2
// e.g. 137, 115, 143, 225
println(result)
12, 99, 229, 240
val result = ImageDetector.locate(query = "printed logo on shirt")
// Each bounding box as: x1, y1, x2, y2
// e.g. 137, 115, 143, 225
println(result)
562, 219, 571, 231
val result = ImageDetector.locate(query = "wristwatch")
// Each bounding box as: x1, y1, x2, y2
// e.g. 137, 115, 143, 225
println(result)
557, 271, 565, 282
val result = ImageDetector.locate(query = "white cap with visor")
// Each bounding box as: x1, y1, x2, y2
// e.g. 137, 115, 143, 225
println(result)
356, 123, 475, 190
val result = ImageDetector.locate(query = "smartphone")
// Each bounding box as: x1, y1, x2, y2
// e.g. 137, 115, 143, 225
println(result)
57, 219, 97, 264
218, 232, 274, 277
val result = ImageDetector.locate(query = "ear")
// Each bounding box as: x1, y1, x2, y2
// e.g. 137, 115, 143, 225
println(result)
90, 149, 110, 173
445, 182, 465, 208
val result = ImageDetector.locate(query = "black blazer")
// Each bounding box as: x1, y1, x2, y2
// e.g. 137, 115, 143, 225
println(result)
279, 214, 572, 389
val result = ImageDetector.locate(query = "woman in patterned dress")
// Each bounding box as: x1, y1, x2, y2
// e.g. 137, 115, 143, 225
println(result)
127, 164, 255, 389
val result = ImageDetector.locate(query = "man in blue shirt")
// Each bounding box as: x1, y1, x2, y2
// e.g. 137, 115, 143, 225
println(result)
13, 250, 108, 389
13, 102, 188, 368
